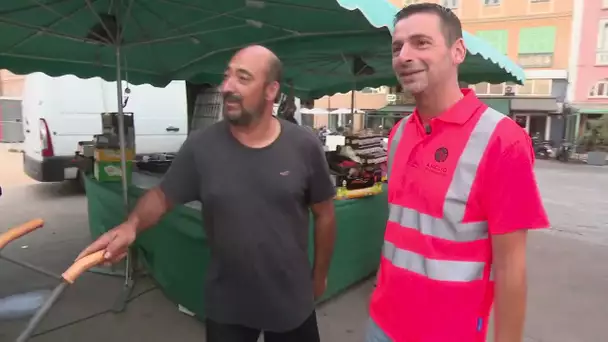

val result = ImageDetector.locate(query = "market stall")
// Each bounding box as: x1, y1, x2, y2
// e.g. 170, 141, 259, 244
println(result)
84, 172, 388, 317
0, 0, 526, 321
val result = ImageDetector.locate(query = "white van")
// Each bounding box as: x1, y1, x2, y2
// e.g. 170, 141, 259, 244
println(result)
21, 73, 188, 183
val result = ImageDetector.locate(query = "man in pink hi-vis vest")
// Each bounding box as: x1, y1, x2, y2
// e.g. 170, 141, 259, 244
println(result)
366, 3, 550, 342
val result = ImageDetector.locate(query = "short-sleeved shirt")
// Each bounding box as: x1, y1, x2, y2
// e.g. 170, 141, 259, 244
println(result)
370, 89, 550, 341
159, 118, 335, 332
386, 89, 549, 235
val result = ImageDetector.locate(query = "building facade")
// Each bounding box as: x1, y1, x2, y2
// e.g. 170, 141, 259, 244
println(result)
1, 1, 577, 140
0, 70, 25, 98
566, 0, 608, 141
313, 0, 574, 142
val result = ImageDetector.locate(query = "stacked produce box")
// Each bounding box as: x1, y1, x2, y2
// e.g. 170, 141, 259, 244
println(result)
93, 112, 135, 183
330, 133, 387, 200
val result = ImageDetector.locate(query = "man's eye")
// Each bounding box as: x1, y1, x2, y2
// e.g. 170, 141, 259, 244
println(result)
417, 41, 430, 47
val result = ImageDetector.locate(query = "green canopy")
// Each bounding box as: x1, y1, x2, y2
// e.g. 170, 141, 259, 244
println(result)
0, 0, 523, 99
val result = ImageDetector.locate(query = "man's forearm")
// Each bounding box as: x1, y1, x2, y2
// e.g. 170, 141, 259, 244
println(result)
494, 268, 527, 342
312, 213, 336, 279
126, 187, 173, 233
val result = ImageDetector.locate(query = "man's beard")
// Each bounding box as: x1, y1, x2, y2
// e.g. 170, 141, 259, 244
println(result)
222, 93, 264, 127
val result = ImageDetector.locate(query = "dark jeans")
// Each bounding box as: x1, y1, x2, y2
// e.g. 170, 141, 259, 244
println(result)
205, 311, 320, 342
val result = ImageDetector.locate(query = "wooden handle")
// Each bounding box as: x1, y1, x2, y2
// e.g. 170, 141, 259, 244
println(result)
0, 219, 44, 250
61, 250, 106, 284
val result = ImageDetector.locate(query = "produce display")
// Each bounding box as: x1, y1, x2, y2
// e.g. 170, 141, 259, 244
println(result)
327, 132, 387, 199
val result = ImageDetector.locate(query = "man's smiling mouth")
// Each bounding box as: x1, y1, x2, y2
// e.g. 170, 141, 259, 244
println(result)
400, 70, 424, 77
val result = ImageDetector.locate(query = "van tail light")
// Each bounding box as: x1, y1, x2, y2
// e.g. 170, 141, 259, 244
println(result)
39, 118, 54, 157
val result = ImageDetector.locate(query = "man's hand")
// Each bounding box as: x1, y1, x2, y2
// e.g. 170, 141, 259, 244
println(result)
76, 222, 137, 266
314, 275, 328, 300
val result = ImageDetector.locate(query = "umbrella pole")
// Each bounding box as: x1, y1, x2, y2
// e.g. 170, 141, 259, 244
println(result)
112, 45, 135, 313
349, 83, 355, 131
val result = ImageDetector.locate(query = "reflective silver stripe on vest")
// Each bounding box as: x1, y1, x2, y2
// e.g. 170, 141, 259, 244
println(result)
443, 108, 505, 229
388, 205, 487, 242
387, 115, 410, 179
384, 241, 485, 281
384, 107, 506, 281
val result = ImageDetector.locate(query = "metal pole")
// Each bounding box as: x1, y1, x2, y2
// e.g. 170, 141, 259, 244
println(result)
350, 88, 355, 115
349, 82, 355, 132
115, 46, 134, 292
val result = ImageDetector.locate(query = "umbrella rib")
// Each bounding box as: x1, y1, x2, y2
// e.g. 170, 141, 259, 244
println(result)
300, 68, 353, 77
4, 0, 98, 54
128, 0, 217, 52
132, 0, 184, 33
125, 24, 250, 47
25, 0, 112, 45
123, 2, 171, 75
170, 29, 369, 76
0, 52, 159, 75
123, 0, 161, 44
117, 0, 136, 43
128, 0, 220, 71
156, 0, 300, 35
340, 53, 353, 78
251, 0, 348, 14
0, 15, 102, 45
163, 8, 248, 35
84, 0, 116, 45
0, 0, 71, 15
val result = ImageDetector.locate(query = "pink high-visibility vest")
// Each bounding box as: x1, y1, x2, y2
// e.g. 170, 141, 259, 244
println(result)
371, 102, 507, 342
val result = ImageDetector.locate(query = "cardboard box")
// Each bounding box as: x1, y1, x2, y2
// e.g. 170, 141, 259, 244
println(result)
94, 148, 135, 162
94, 160, 133, 183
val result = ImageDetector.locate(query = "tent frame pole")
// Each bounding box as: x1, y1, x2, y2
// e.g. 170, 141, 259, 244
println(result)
112, 44, 136, 313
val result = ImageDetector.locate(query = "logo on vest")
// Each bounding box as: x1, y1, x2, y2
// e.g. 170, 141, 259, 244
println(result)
434, 147, 449, 162
426, 147, 449, 175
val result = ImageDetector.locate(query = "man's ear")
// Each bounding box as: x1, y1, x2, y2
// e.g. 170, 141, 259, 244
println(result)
266, 81, 280, 102
452, 38, 466, 65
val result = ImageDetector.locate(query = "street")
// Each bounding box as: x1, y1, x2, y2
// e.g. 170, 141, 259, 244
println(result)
1, 145, 607, 341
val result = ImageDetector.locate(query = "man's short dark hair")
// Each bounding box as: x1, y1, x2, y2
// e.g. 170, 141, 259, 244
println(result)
394, 3, 463, 46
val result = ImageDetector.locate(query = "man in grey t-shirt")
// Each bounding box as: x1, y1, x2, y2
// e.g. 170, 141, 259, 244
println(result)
76, 45, 337, 342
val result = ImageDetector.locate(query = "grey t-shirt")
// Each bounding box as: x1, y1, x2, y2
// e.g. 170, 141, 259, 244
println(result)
159, 119, 335, 332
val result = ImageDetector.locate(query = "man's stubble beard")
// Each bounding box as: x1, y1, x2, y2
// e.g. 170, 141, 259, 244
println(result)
402, 79, 429, 95
223, 100, 265, 127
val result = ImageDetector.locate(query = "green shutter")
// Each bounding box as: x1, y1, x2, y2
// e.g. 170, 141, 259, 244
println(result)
518, 26, 556, 54
476, 30, 508, 55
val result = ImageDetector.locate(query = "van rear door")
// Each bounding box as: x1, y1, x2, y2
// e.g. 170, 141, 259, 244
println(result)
123, 81, 188, 154
44, 75, 105, 157
21, 73, 46, 161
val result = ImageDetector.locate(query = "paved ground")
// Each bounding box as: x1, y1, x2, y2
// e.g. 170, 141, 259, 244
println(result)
0, 144, 35, 188
0, 155, 607, 341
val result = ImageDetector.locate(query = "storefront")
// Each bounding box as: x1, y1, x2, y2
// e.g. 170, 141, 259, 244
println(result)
510, 97, 561, 143
567, 106, 608, 141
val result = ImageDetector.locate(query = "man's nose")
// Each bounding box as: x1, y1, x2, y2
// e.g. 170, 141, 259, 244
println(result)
220, 77, 234, 93
397, 45, 414, 63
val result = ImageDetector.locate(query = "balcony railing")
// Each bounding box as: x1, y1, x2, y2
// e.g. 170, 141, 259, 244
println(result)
596, 50, 608, 66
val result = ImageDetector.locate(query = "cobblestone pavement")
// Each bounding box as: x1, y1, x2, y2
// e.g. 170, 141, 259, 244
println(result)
534, 161, 608, 247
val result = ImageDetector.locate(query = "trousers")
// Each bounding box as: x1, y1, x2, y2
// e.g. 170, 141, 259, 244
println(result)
206, 311, 320, 342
